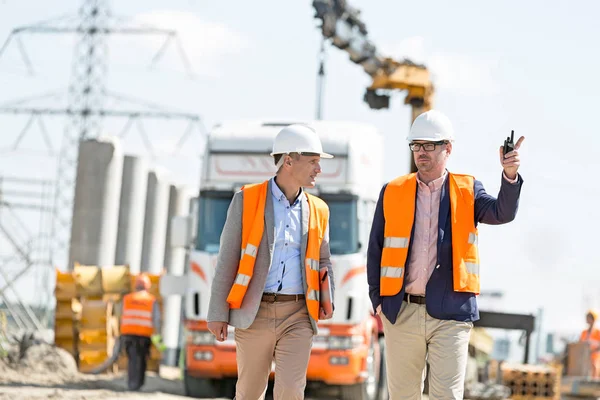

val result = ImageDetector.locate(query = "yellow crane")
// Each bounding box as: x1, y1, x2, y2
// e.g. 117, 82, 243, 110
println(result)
312, 0, 434, 172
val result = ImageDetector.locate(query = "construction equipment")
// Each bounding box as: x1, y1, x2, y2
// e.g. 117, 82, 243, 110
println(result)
312, 0, 434, 173
53, 264, 164, 374
161, 119, 387, 399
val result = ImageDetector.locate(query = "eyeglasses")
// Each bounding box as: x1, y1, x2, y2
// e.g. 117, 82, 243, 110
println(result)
408, 141, 447, 152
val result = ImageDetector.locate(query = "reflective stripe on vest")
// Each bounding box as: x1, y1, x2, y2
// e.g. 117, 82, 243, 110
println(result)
225, 180, 329, 321
449, 173, 480, 294
120, 291, 155, 337
304, 192, 329, 321
380, 172, 480, 296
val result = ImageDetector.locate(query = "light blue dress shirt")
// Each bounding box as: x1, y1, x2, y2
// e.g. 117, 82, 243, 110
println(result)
263, 177, 304, 295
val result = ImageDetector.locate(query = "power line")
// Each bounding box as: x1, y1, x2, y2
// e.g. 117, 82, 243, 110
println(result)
0, 1, 206, 331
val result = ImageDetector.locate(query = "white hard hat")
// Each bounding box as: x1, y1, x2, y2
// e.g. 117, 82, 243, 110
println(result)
407, 110, 455, 142
270, 124, 334, 159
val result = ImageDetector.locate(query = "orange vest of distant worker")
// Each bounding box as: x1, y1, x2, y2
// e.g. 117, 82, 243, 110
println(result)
580, 328, 600, 365
226, 180, 329, 321
120, 291, 155, 337
380, 172, 480, 296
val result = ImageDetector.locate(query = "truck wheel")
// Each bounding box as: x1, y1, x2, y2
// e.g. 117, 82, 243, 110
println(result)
183, 369, 219, 398
376, 337, 388, 400
339, 333, 380, 400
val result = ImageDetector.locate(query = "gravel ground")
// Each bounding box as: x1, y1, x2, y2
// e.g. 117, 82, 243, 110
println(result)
0, 342, 198, 400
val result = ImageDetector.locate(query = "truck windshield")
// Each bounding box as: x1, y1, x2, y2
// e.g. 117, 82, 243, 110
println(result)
195, 191, 359, 255
320, 194, 359, 255
195, 191, 233, 253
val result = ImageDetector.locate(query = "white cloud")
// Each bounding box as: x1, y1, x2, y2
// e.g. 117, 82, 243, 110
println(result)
380, 36, 501, 95
129, 10, 250, 78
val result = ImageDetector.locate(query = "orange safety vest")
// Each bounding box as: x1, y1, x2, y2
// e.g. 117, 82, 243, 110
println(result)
580, 328, 600, 363
226, 180, 329, 321
380, 172, 480, 296
120, 291, 155, 337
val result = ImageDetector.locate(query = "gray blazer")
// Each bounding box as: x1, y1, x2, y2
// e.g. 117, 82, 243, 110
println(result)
207, 179, 334, 335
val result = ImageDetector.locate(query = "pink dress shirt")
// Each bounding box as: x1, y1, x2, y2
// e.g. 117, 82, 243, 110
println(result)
404, 171, 517, 296
404, 171, 446, 296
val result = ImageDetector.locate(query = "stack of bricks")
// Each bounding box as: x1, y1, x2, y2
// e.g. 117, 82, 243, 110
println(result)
488, 360, 562, 400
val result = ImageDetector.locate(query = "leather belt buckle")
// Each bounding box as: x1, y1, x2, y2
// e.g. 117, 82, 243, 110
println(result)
262, 293, 276, 303
404, 293, 425, 305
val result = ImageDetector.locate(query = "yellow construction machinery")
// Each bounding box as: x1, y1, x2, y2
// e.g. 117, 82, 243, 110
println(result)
312, 0, 434, 173
53, 264, 163, 374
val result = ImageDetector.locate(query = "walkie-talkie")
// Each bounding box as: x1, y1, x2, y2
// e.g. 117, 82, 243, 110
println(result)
503, 130, 515, 157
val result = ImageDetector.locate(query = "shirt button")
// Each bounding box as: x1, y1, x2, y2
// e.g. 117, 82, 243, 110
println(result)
436, 265, 440, 269
285, 243, 288, 246
281, 261, 284, 264
286, 225, 289, 228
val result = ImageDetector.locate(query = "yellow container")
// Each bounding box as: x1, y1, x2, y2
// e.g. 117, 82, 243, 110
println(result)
78, 349, 108, 373
79, 328, 107, 346
55, 268, 77, 300
102, 265, 131, 294
80, 299, 107, 329
74, 264, 103, 297
55, 299, 76, 320
54, 319, 76, 339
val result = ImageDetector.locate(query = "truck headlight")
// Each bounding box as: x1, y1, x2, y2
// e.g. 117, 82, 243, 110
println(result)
328, 335, 363, 350
188, 331, 215, 345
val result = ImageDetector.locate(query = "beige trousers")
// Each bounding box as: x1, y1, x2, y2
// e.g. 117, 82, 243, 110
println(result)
381, 301, 472, 400
234, 299, 313, 400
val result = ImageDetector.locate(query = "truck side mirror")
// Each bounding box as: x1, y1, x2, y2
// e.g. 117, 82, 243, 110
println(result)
170, 215, 194, 248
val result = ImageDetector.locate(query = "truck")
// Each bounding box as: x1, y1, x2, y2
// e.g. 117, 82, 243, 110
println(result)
161, 119, 388, 399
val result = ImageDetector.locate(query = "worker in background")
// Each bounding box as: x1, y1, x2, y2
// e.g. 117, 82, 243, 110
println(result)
207, 124, 334, 400
580, 309, 600, 378
120, 273, 163, 391
367, 110, 525, 399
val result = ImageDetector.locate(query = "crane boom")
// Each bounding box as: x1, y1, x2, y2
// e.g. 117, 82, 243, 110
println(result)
312, 0, 434, 172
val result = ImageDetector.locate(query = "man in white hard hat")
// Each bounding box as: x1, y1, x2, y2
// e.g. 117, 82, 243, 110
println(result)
366, 110, 525, 399
207, 124, 335, 399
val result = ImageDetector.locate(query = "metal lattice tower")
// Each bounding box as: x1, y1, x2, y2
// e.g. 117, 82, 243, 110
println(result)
53, 0, 110, 265
0, 0, 206, 274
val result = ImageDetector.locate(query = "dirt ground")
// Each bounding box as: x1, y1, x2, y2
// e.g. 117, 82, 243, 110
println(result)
0, 341, 201, 400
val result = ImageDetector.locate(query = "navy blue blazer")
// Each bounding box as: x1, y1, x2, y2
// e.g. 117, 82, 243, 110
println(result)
366, 172, 523, 324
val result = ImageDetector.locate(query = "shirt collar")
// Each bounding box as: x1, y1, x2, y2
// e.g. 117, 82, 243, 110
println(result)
416, 169, 448, 191
271, 177, 303, 204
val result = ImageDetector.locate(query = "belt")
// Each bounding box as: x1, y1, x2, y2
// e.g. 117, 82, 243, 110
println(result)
404, 293, 426, 305
262, 293, 305, 303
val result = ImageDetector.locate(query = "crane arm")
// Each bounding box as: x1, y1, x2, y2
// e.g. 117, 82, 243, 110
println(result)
312, 0, 434, 116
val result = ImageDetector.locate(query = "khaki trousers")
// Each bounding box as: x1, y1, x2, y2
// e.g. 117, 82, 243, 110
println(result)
381, 301, 472, 400
234, 299, 313, 400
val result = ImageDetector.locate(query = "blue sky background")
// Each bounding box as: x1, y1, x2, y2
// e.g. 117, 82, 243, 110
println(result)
1, 1, 598, 352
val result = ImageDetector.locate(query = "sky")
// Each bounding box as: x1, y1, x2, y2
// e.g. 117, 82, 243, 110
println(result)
1, 0, 599, 346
